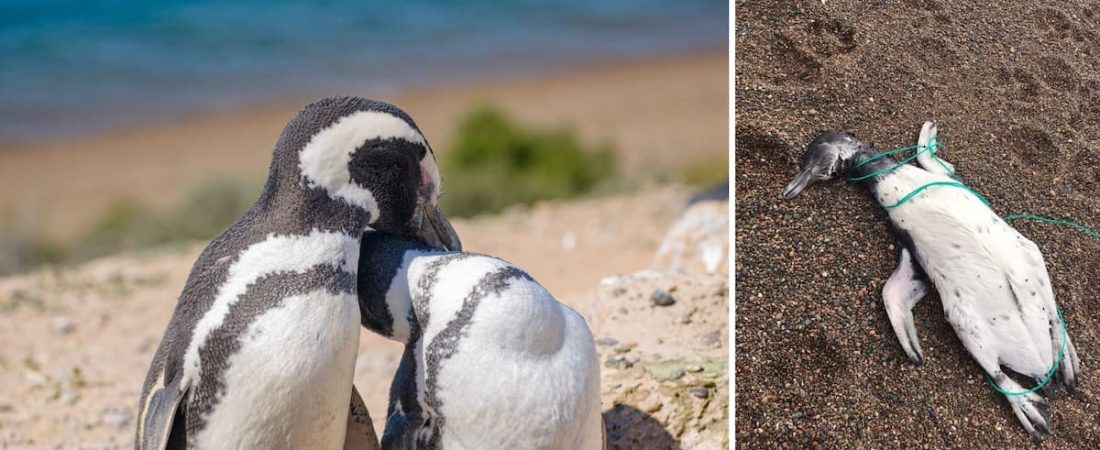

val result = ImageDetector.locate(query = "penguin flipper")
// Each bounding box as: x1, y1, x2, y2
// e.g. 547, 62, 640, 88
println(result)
380, 410, 419, 450
136, 374, 188, 450
344, 385, 381, 450
883, 246, 929, 365
915, 121, 955, 176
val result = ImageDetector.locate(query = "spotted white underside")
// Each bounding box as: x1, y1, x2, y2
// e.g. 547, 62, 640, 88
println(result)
193, 289, 361, 450
879, 165, 1059, 377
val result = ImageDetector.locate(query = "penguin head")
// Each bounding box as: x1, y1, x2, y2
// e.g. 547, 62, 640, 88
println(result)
268, 96, 461, 250
782, 131, 868, 199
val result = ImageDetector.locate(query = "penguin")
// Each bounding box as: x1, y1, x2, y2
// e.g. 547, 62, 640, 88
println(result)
134, 96, 461, 450
355, 230, 605, 450
782, 122, 1081, 438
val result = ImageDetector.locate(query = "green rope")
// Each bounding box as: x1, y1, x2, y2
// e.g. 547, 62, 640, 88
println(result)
987, 307, 1067, 396
847, 135, 1098, 396
1005, 214, 1100, 239
880, 181, 989, 209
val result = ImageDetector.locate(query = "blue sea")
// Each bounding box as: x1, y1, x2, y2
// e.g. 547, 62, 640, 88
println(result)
0, 0, 727, 143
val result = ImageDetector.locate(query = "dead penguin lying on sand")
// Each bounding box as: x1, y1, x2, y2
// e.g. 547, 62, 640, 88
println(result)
356, 230, 605, 450
782, 122, 1080, 438
135, 97, 459, 449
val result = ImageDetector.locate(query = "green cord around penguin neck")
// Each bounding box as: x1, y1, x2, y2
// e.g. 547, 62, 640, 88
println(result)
844, 136, 1097, 396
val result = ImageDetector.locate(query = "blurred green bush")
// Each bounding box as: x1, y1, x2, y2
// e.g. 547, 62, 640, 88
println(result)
440, 106, 616, 217
72, 177, 258, 262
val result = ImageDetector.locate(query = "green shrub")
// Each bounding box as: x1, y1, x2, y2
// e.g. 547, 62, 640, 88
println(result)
73, 177, 260, 261
440, 107, 616, 217
677, 156, 730, 188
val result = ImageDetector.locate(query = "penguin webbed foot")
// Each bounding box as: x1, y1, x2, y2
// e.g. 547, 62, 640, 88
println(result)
916, 121, 956, 176
1058, 337, 1081, 397
995, 374, 1053, 439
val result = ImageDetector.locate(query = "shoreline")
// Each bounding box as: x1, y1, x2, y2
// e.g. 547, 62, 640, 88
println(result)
0, 50, 728, 240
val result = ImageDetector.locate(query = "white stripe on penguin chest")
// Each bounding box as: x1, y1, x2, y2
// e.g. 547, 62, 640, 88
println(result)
189, 230, 364, 449
196, 289, 361, 450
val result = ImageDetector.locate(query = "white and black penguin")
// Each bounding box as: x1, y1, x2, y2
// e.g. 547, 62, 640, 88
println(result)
134, 96, 461, 450
783, 122, 1081, 438
356, 231, 604, 450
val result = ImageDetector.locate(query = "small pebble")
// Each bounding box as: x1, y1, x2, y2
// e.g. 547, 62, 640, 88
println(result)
640, 399, 663, 413
689, 388, 710, 399
59, 388, 79, 405
102, 409, 133, 428
685, 365, 704, 373
650, 289, 676, 307
595, 337, 619, 346
613, 343, 636, 354
700, 330, 722, 347
52, 316, 76, 335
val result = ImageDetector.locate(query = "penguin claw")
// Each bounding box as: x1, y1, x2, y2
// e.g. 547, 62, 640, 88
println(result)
903, 345, 924, 366
1006, 389, 1052, 439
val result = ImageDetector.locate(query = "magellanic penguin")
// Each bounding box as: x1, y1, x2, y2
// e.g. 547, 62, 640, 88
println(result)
134, 96, 461, 450
356, 231, 605, 450
783, 122, 1081, 438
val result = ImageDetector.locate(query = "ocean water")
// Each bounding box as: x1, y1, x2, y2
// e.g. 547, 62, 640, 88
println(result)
0, 0, 727, 143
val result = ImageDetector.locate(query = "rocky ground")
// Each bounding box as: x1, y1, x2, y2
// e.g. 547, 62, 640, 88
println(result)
0, 184, 729, 449
736, 1, 1100, 448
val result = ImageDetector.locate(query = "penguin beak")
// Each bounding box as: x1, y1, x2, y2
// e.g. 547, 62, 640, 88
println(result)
411, 198, 462, 252
782, 167, 818, 199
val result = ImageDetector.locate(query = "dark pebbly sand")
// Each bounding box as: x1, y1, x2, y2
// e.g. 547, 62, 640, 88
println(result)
735, 1, 1100, 448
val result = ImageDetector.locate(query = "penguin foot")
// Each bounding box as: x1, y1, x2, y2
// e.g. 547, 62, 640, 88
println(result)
995, 373, 1052, 439
1060, 337, 1081, 396
1007, 392, 1051, 439
915, 121, 955, 176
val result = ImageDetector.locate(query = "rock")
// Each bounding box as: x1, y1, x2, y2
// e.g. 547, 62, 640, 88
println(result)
613, 343, 636, 354
52, 316, 76, 335
605, 356, 633, 369
102, 409, 132, 428
644, 361, 686, 382
59, 388, 79, 405
560, 232, 577, 251
685, 365, 704, 373
689, 388, 710, 399
700, 330, 722, 347
650, 288, 676, 306
595, 337, 619, 346
640, 399, 663, 413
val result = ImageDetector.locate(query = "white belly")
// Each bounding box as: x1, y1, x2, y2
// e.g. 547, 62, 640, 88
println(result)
195, 289, 361, 450
431, 286, 603, 450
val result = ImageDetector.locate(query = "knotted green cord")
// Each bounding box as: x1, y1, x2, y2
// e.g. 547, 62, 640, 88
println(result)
846, 136, 1098, 396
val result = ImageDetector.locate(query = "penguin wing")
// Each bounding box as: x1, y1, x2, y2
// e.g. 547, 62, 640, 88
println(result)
136, 374, 189, 450
882, 246, 930, 364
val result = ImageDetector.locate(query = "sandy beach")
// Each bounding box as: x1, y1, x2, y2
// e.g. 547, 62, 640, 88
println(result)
0, 51, 727, 241
736, 1, 1098, 448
